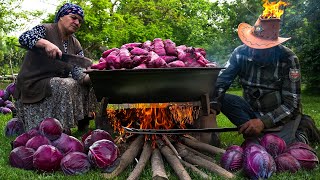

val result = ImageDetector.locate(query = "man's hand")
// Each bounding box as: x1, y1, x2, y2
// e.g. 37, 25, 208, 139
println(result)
239, 118, 265, 136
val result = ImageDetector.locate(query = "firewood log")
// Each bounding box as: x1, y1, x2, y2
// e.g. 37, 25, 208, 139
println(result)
176, 144, 235, 179
180, 136, 225, 155
157, 140, 191, 180
151, 148, 168, 180
127, 141, 152, 180
103, 135, 144, 179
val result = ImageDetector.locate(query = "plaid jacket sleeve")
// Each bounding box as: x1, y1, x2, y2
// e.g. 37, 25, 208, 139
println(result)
210, 48, 241, 112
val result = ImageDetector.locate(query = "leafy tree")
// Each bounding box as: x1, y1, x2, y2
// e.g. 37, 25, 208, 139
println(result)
281, 0, 320, 92
2, 0, 319, 92
0, 0, 44, 76
205, 0, 263, 64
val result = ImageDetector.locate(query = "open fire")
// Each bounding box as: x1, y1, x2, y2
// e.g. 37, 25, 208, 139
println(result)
107, 103, 200, 137
261, 0, 289, 19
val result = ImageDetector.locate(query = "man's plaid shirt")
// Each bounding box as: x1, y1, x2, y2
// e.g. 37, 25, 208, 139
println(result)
213, 44, 302, 128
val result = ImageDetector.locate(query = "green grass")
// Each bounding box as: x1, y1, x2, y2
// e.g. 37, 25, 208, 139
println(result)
0, 85, 319, 179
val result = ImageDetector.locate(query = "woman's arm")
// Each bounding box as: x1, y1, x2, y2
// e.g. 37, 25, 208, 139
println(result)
19, 25, 62, 59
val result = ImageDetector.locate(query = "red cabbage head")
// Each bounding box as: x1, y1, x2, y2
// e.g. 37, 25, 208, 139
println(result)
39, 117, 63, 141
243, 150, 276, 180
33, 145, 63, 172
88, 139, 119, 169
260, 133, 286, 158
60, 152, 91, 175
9, 146, 35, 170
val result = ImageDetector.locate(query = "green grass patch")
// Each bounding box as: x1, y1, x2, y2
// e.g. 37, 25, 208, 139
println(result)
0, 88, 319, 179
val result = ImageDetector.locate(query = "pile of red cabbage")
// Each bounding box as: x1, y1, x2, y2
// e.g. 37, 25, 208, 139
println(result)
220, 133, 319, 179
90, 38, 217, 70
0, 82, 16, 115
8, 117, 118, 175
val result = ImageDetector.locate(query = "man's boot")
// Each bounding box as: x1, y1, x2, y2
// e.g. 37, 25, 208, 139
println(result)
297, 114, 320, 144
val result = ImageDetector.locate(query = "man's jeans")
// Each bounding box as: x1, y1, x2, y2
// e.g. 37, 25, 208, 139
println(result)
220, 94, 259, 126
219, 94, 301, 145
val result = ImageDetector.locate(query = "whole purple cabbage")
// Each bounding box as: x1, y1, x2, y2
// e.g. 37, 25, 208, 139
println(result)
60, 152, 91, 175
26, 128, 41, 138
39, 117, 63, 141
6, 82, 16, 95
84, 129, 113, 151
33, 145, 63, 172
286, 142, 315, 152
241, 138, 260, 150
260, 133, 286, 158
9, 146, 35, 170
0, 97, 4, 106
52, 133, 84, 155
25, 135, 51, 151
81, 130, 92, 143
0, 107, 12, 114
0, 89, 9, 100
5, 103, 16, 111
4, 100, 12, 105
5, 118, 25, 137
243, 144, 266, 158
220, 149, 243, 172
88, 139, 119, 169
243, 150, 276, 180
0, 90, 5, 98
12, 133, 31, 149
274, 152, 301, 173
286, 147, 319, 170
226, 145, 243, 153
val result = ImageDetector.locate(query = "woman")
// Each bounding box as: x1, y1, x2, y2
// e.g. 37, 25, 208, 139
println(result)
14, 3, 96, 133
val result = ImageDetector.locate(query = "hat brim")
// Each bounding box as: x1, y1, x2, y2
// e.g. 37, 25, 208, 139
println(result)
238, 23, 291, 49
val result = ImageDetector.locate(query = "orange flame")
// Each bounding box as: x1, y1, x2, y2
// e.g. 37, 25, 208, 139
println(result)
107, 103, 199, 139
261, 0, 289, 19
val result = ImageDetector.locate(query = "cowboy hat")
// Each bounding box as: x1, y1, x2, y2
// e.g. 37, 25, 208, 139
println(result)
238, 16, 291, 49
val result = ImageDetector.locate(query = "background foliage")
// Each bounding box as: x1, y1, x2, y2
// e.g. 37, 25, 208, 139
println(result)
0, 0, 319, 91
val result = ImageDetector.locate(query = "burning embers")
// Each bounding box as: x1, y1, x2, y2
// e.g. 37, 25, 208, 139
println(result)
261, 0, 288, 19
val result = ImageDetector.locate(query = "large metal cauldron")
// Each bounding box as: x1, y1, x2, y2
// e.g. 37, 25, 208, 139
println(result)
85, 67, 223, 103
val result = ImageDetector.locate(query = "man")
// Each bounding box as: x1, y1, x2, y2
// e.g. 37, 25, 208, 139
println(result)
211, 15, 320, 145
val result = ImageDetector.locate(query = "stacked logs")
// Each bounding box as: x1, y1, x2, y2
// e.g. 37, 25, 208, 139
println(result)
104, 135, 235, 179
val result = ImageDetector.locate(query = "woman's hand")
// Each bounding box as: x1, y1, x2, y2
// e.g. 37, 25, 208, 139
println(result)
36, 39, 62, 59
82, 74, 92, 86
44, 43, 62, 59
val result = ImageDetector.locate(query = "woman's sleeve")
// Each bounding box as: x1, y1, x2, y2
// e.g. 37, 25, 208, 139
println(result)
71, 50, 87, 81
18, 25, 46, 49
